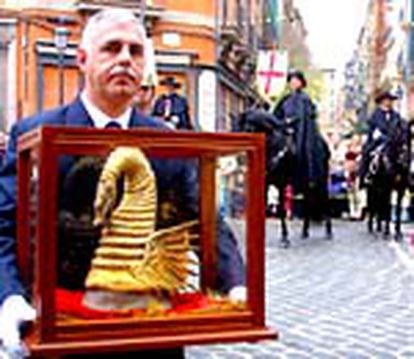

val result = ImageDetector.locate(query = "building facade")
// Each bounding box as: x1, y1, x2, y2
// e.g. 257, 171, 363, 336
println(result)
0, 0, 277, 133
344, 0, 413, 124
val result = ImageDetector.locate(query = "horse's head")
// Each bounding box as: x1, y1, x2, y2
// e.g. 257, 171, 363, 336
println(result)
238, 109, 292, 176
238, 109, 278, 135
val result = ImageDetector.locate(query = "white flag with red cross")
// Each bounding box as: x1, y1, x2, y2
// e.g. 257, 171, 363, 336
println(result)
256, 50, 288, 99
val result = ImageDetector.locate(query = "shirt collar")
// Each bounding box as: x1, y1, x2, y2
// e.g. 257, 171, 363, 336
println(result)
80, 91, 131, 129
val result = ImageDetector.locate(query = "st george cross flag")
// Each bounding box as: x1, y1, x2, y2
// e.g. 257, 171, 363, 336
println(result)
256, 50, 288, 99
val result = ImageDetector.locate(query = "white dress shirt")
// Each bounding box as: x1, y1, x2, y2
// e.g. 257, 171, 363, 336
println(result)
80, 92, 131, 129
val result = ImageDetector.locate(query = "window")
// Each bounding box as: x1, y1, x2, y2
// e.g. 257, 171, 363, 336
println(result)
0, 22, 16, 132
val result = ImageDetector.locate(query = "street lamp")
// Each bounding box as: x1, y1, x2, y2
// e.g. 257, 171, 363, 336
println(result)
54, 25, 70, 106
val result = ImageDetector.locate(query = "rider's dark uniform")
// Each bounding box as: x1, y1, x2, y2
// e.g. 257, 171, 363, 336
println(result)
359, 106, 408, 187
273, 89, 328, 194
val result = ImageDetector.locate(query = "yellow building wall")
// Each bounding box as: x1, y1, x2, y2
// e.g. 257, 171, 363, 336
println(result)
152, 24, 216, 65
10, 2, 220, 117
152, 0, 216, 65
156, 0, 214, 16
8, 0, 258, 127
42, 66, 80, 109
150, 0, 221, 121
4, 0, 74, 9
15, 9, 80, 117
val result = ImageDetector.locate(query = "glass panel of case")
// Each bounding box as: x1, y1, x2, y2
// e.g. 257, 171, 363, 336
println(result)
23, 155, 39, 300
53, 148, 248, 324
217, 152, 247, 263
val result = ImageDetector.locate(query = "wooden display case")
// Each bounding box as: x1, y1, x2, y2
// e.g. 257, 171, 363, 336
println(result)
17, 126, 276, 357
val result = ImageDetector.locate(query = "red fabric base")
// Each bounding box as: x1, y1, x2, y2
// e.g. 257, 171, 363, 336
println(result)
56, 289, 212, 319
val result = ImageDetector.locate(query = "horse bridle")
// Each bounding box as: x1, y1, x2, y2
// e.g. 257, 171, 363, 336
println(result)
366, 142, 392, 183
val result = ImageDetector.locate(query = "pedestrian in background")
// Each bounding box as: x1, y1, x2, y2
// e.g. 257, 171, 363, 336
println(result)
134, 79, 156, 115
152, 76, 194, 130
345, 135, 364, 220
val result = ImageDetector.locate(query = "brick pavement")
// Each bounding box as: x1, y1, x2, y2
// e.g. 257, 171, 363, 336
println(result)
186, 219, 414, 358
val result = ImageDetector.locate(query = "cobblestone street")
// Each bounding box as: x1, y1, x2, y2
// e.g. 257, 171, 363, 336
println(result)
187, 219, 414, 358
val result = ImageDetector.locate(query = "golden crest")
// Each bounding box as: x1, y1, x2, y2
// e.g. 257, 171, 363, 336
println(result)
85, 147, 198, 294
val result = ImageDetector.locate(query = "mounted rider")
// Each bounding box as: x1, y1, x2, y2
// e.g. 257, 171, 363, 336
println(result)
360, 90, 409, 188
273, 70, 329, 195
359, 90, 410, 239
272, 70, 332, 241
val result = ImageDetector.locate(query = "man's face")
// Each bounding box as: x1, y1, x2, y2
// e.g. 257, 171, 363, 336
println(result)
77, 19, 145, 106
382, 98, 394, 110
289, 77, 302, 91
166, 84, 177, 94
135, 85, 154, 107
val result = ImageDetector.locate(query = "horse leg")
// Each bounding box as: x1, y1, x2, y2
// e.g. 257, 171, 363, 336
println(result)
368, 213, 374, 233
325, 215, 333, 239
280, 212, 289, 242
367, 187, 374, 234
376, 215, 382, 233
278, 184, 290, 248
394, 186, 404, 242
302, 219, 310, 239
376, 190, 382, 233
376, 189, 383, 234
382, 188, 392, 239
383, 220, 390, 238
302, 190, 310, 239
324, 189, 333, 240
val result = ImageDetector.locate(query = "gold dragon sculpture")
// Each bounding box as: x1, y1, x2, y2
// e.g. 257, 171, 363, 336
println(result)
85, 146, 198, 296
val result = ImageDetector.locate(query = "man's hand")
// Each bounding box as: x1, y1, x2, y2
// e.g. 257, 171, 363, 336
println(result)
0, 295, 36, 357
229, 285, 247, 302
372, 128, 383, 141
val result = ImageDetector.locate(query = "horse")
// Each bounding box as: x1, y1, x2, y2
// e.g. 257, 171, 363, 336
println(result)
238, 108, 332, 248
363, 122, 410, 240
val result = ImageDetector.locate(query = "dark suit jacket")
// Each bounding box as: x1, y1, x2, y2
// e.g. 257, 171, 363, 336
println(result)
366, 108, 403, 144
0, 97, 245, 304
152, 93, 193, 130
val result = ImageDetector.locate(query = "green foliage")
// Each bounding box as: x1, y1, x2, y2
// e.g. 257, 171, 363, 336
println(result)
305, 69, 326, 102
268, 69, 326, 107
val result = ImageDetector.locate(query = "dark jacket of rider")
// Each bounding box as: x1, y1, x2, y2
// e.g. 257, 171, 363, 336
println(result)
273, 90, 327, 193
359, 107, 409, 186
